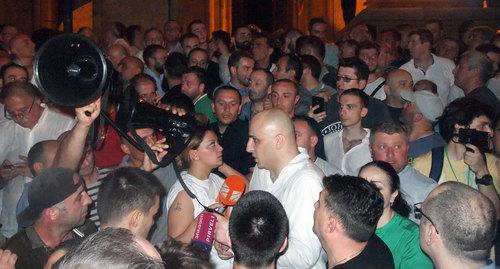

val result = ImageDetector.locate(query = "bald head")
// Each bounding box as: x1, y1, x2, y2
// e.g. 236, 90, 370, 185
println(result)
422, 182, 496, 262
248, 108, 299, 173
413, 79, 437, 95
253, 108, 296, 139
27, 140, 60, 176
107, 44, 129, 69
9, 34, 35, 59
118, 56, 144, 81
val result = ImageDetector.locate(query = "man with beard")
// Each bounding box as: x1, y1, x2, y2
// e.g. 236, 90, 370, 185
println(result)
143, 44, 168, 94
3, 167, 94, 269
210, 86, 255, 175
241, 68, 274, 120
357, 42, 386, 100
219, 26, 253, 84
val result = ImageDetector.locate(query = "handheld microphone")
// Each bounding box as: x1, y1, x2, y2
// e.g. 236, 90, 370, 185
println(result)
192, 211, 218, 253
216, 175, 246, 214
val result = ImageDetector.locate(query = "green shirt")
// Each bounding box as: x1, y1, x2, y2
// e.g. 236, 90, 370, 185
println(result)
375, 213, 433, 269
195, 94, 217, 124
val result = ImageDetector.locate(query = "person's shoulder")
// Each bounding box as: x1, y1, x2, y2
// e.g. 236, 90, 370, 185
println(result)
2, 228, 29, 253
394, 214, 419, 234
399, 60, 413, 70
434, 54, 455, 68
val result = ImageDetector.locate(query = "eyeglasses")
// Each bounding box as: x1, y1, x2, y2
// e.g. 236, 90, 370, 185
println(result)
336, 76, 360, 83
414, 202, 439, 234
4, 96, 35, 121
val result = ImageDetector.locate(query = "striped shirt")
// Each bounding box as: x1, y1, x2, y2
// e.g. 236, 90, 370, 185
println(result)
86, 168, 112, 228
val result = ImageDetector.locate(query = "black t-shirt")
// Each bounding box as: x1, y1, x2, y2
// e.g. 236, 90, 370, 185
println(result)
332, 235, 395, 269
385, 104, 403, 124
210, 119, 255, 175
466, 86, 500, 114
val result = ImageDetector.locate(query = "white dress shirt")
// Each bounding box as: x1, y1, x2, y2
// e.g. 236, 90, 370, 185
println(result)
324, 128, 372, 176
249, 152, 326, 269
0, 105, 75, 237
400, 54, 455, 105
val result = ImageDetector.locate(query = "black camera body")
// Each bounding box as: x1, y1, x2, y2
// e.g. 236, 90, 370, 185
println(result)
457, 128, 489, 152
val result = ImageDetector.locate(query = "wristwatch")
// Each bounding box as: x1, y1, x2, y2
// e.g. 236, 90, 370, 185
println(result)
476, 174, 493, 186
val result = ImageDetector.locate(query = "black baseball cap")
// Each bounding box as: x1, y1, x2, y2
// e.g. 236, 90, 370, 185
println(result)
17, 167, 83, 228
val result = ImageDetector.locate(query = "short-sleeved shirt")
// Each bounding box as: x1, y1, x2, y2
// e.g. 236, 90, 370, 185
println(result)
412, 148, 500, 193
194, 93, 217, 123
376, 213, 434, 269
331, 235, 394, 269
398, 165, 438, 223
408, 133, 446, 159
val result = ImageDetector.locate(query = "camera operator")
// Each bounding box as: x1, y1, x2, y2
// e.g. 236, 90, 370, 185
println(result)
412, 97, 499, 217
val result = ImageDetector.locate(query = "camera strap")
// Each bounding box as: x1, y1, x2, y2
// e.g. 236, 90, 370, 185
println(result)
429, 146, 444, 183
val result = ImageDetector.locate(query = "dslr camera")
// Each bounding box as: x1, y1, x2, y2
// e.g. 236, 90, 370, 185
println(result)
457, 128, 490, 153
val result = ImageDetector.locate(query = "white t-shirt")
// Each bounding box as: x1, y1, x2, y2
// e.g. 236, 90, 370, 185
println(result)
364, 77, 386, 101
249, 152, 326, 269
324, 128, 373, 176
400, 54, 455, 105
166, 172, 231, 269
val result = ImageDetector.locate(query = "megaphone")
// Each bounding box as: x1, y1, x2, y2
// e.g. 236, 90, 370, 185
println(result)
34, 33, 108, 107
33, 33, 198, 167
115, 85, 198, 167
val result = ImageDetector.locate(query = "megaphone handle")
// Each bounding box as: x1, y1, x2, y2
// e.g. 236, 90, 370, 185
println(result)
101, 112, 143, 150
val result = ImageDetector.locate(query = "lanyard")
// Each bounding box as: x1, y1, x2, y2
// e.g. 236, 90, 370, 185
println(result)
445, 147, 472, 186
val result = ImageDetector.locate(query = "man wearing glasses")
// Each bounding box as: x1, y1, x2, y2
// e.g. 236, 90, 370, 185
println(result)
0, 81, 75, 239
309, 57, 392, 136
418, 181, 496, 269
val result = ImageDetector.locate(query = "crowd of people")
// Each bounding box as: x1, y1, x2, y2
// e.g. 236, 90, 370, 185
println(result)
0, 15, 498, 269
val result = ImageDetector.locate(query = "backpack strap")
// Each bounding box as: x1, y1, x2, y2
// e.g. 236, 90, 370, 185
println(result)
370, 80, 385, 97
429, 146, 444, 183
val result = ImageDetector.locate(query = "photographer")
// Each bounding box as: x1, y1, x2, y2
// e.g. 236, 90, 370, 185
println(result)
412, 97, 499, 217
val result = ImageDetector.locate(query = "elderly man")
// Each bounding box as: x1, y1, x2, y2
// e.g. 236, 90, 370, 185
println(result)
117, 56, 144, 86
246, 108, 324, 268
453, 50, 499, 113
9, 34, 35, 78
0, 82, 75, 238
419, 182, 496, 269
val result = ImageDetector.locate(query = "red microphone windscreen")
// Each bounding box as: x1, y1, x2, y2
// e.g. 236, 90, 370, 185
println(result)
217, 175, 246, 206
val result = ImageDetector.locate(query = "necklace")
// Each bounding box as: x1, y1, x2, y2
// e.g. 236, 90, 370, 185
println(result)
331, 247, 365, 267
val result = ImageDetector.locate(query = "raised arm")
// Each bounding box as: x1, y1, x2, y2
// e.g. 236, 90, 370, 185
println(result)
53, 98, 101, 170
